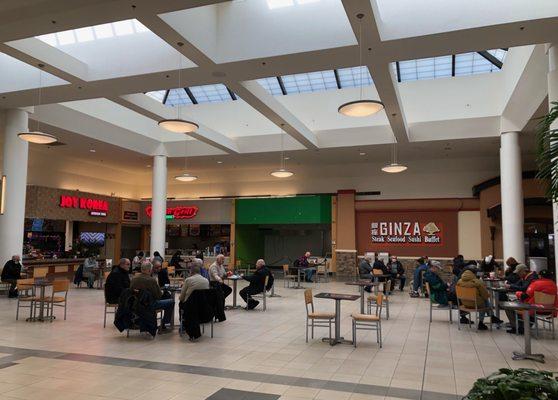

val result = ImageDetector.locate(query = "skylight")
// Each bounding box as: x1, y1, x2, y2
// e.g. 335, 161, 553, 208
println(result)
267, 0, 320, 9
145, 84, 236, 107
256, 66, 373, 96
394, 49, 507, 83
37, 19, 149, 47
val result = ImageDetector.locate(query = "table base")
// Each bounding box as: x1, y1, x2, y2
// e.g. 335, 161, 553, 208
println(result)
225, 305, 243, 310
512, 350, 545, 363
26, 316, 55, 322
321, 337, 353, 346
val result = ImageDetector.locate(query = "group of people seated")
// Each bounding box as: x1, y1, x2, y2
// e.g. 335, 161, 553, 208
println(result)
412, 253, 558, 334
358, 254, 406, 293
104, 253, 274, 337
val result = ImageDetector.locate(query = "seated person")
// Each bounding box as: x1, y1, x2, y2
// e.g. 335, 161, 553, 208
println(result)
1, 255, 22, 298
130, 261, 175, 330
209, 254, 232, 300
411, 257, 429, 296
452, 254, 465, 277
83, 256, 98, 288
153, 260, 170, 287
359, 255, 373, 279
507, 264, 538, 293
479, 255, 498, 277
240, 259, 272, 310
179, 263, 209, 304
169, 250, 182, 269
372, 256, 389, 293
298, 251, 315, 282
504, 257, 520, 285
423, 261, 448, 306
104, 258, 131, 304
387, 255, 406, 292
456, 268, 502, 330
132, 251, 145, 272
506, 269, 556, 334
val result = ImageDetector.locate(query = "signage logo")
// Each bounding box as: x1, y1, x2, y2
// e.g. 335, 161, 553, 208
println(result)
59, 195, 109, 212
370, 221, 442, 245
145, 205, 199, 220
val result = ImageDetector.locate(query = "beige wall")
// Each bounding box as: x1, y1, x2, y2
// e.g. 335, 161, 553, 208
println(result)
458, 211, 482, 259
336, 191, 356, 251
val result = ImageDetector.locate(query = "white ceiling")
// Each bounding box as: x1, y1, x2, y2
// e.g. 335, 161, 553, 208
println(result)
0, 0, 555, 198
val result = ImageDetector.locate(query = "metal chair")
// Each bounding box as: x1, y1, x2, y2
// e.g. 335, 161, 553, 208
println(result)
304, 289, 334, 342
352, 294, 383, 348
316, 264, 329, 284
15, 278, 35, 320
367, 280, 391, 319
533, 291, 556, 339
456, 286, 491, 330
39, 279, 70, 321
282, 264, 298, 288
248, 276, 269, 311
425, 282, 453, 324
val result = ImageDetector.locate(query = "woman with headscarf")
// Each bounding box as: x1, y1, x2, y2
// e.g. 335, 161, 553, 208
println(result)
479, 255, 498, 276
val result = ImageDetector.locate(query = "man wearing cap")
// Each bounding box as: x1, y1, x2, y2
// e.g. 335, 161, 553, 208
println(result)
504, 264, 538, 334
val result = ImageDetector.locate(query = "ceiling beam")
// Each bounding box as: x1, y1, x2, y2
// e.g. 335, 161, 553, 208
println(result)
477, 50, 503, 69
113, 94, 240, 154
341, 0, 409, 143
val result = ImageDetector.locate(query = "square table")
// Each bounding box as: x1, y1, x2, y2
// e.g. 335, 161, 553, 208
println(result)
499, 301, 557, 363
26, 279, 54, 322
225, 275, 243, 309
315, 292, 360, 346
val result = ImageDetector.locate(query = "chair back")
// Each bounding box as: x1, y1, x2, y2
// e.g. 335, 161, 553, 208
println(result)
456, 286, 477, 302
317, 265, 326, 274
264, 275, 269, 291
374, 292, 383, 316
162, 261, 169, 268
283, 264, 290, 274
17, 278, 34, 291
384, 280, 392, 294
304, 289, 314, 314
52, 280, 70, 294
373, 269, 383, 276
34, 267, 48, 278
534, 291, 556, 306
167, 266, 175, 276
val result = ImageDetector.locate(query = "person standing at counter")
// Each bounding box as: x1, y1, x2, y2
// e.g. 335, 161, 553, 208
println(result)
105, 258, 131, 304
1, 255, 22, 298
209, 254, 232, 300
83, 256, 98, 289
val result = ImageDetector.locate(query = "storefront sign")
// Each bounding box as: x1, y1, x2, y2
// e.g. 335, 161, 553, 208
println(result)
123, 211, 138, 220
89, 211, 107, 217
370, 221, 442, 245
145, 205, 199, 220
59, 195, 109, 212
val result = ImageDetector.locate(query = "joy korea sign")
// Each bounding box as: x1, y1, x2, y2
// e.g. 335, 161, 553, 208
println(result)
371, 221, 442, 245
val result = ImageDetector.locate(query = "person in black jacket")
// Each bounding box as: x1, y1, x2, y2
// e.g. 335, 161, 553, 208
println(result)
104, 258, 131, 304
153, 260, 170, 287
507, 264, 538, 294
1, 255, 22, 298
452, 255, 465, 277
240, 259, 273, 310
387, 255, 406, 292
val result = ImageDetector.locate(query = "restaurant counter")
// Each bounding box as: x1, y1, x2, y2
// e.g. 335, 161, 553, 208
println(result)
23, 258, 108, 279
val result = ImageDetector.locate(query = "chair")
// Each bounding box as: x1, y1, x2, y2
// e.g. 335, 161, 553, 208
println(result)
167, 266, 175, 277
533, 291, 556, 339
304, 289, 335, 342
367, 280, 391, 319
425, 282, 453, 324
352, 295, 383, 348
33, 267, 48, 279
39, 280, 70, 321
316, 264, 329, 283
102, 273, 117, 328
16, 278, 35, 320
282, 264, 297, 288
248, 276, 269, 311
456, 286, 491, 330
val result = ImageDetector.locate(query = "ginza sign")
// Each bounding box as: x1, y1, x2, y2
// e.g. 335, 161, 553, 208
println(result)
371, 221, 442, 245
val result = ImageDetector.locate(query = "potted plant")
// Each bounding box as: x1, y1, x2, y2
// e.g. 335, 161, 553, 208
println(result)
536, 101, 558, 200
463, 368, 558, 399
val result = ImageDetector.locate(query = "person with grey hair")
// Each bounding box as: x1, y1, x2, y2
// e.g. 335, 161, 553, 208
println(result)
359, 255, 374, 279
240, 259, 273, 310
105, 258, 131, 304
152, 259, 170, 287
179, 263, 209, 303
209, 254, 232, 303
1, 255, 22, 298
131, 261, 175, 329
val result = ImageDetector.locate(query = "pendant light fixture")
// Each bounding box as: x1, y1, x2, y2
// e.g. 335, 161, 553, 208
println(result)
18, 64, 58, 145
381, 143, 407, 173
270, 127, 294, 178
175, 138, 198, 182
158, 53, 198, 134
338, 13, 384, 118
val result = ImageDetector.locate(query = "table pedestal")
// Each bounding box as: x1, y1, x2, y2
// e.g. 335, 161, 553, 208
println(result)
512, 309, 545, 363
225, 279, 242, 309
321, 299, 352, 346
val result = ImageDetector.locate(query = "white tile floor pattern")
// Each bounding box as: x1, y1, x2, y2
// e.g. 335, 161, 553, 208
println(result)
0, 279, 557, 400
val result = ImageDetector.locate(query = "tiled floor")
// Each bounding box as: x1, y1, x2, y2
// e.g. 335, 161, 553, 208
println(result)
0, 279, 557, 400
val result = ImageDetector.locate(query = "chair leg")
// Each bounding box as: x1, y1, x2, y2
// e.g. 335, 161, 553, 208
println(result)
386, 300, 389, 320
429, 302, 432, 323
16, 299, 20, 320
329, 320, 332, 341
378, 321, 382, 348
311, 320, 314, 339
64, 302, 67, 320
352, 320, 356, 348
457, 311, 461, 330
210, 320, 214, 338
305, 318, 309, 343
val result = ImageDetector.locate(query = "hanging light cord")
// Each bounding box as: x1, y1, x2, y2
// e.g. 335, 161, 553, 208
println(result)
280, 131, 285, 170
184, 138, 188, 171
37, 66, 42, 131
177, 55, 182, 120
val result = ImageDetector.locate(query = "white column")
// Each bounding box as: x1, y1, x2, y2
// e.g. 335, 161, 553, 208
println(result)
0, 109, 29, 263
150, 154, 167, 257
64, 220, 73, 251
500, 131, 525, 264
548, 44, 558, 277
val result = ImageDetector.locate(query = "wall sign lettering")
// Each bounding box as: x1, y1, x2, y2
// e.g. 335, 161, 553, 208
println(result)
370, 221, 442, 245
145, 205, 199, 220
59, 195, 109, 212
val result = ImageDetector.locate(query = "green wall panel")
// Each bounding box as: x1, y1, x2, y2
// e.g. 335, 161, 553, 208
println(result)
235, 225, 265, 265
236, 195, 332, 225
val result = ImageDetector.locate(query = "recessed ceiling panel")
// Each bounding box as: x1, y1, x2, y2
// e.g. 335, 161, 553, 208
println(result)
25, 19, 196, 81
160, 0, 356, 63
0, 52, 69, 93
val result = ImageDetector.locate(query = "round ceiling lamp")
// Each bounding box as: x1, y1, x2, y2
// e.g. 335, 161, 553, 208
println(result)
18, 64, 58, 145
174, 173, 198, 182
159, 54, 198, 134
338, 100, 384, 117
270, 126, 294, 178
381, 143, 407, 174
158, 119, 198, 133
270, 168, 294, 178
338, 13, 384, 118
381, 163, 407, 173
18, 131, 57, 144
